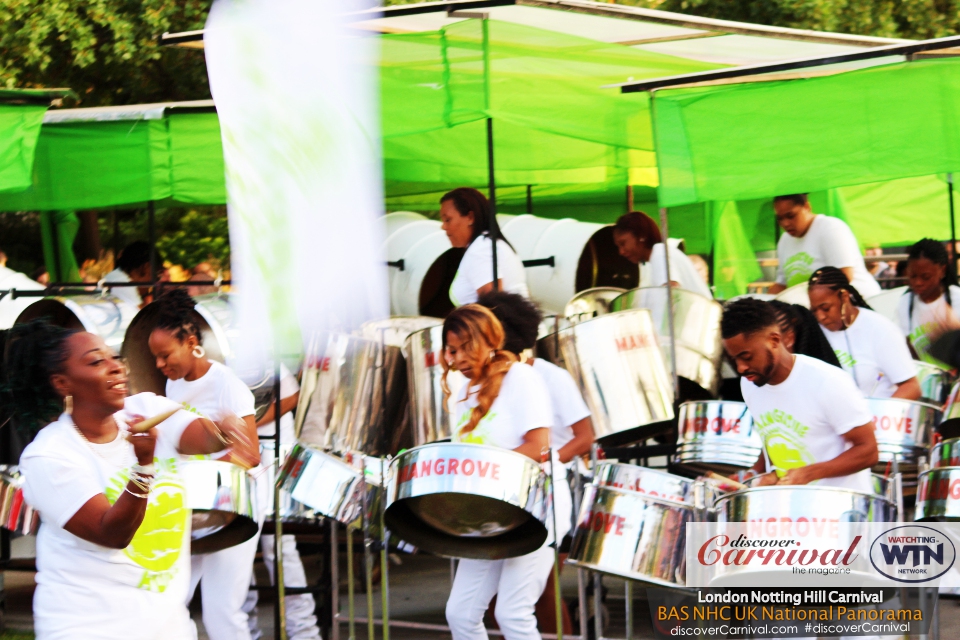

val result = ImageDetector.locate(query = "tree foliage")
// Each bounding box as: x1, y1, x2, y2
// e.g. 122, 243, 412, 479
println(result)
0, 0, 212, 106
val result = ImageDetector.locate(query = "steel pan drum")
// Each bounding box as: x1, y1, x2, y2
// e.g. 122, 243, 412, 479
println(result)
404, 325, 468, 445
915, 361, 953, 404
0, 466, 39, 536
563, 287, 626, 323
930, 438, 960, 469
773, 282, 810, 308
259, 441, 318, 524
938, 381, 960, 439
122, 293, 276, 419
16, 295, 139, 351
183, 460, 259, 554
278, 443, 384, 528
567, 483, 693, 589
385, 443, 547, 559
557, 309, 674, 445
916, 467, 960, 521
593, 461, 710, 506
535, 314, 571, 366
610, 287, 723, 398
868, 398, 940, 463
675, 401, 762, 473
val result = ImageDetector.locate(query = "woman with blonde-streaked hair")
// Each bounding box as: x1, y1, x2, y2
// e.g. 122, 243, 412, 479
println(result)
440, 304, 571, 640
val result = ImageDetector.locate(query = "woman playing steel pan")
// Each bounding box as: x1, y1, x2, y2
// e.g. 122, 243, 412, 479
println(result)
147, 289, 262, 640
441, 304, 571, 640
897, 238, 960, 364
3, 321, 254, 640
808, 266, 920, 400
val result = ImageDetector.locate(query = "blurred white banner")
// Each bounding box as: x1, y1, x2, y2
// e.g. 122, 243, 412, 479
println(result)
204, 0, 387, 366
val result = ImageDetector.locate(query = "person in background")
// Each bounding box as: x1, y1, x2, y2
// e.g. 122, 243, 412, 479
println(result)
612, 211, 712, 298
808, 267, 919, 400
244, 365, 321, 640
441, 188, 529, 307
104, 241, 165, 308
148, 289, 262, 640
32, 266, 49, 286
898, 238, 960, 364
865, 246, 894, 282
767, 300, 842, 369
442, 305, 570, 640
721, 298, 879, 492
187, 262, 220, 297
767, 194, 880, 297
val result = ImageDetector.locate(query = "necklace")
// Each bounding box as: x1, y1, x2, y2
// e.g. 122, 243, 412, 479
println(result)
70, 415, 125, 459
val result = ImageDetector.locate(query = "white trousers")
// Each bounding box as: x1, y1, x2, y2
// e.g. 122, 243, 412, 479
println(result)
445, 544, 556, 640
188, 525, 262, 640
244, 533, 322, 640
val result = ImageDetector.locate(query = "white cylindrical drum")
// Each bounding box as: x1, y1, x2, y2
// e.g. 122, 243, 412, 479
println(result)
866, 285, 908, 324
16, 295, 140, 351
774, 282, 809, 308
0, 270, 43, 330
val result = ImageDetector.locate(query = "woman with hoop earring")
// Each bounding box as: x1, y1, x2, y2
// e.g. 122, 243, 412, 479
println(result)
148, 289, 262, 640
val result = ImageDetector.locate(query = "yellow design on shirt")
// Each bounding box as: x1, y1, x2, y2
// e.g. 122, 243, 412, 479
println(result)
753, 409, 816, 477
455, 410, 498, 445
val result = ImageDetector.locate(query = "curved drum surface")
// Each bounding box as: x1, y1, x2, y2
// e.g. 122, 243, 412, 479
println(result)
914, 361, 953, 404
610, 287, 723, 397
937, 382, 960, 439
183, 460, 259, 554
711, 486, 896, 587
676, 401, 762, 472
558, 309, 674, 444
535, 315, 572, 367
563, 287, 626, 323
868, 398, 940, 463
278, 444, 383, 528
16, 295, 139, 351
930, 438, 960, 469
259, 441, 318, 524
567, 483, 693, 589
773, 282, 810, 308
404, 324, 467, 445
916, 467, 960, 521
385, 443, 547, 559
0, 466, 39, 536
593, 462, 714, 506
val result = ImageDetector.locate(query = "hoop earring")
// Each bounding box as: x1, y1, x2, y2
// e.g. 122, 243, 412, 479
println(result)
192, 345, 206, 358
840, 302, 849, 329
64, 395, 73, 415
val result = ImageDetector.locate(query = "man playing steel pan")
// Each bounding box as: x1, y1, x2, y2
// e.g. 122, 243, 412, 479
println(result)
720, 298, 879, 491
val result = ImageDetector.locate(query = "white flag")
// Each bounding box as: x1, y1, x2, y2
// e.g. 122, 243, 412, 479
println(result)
204, 0, 387, 366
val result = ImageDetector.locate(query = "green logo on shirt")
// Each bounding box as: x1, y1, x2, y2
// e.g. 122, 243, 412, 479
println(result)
105, 457, 188, 593
834, 349, 857, 369
753, 409, 815, 475
456, 410, 498, 445
783, 252, 814, 287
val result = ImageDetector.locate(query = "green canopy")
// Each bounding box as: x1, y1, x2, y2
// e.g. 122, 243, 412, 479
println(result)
651, 57, 960, 209
0, 103, 50, 195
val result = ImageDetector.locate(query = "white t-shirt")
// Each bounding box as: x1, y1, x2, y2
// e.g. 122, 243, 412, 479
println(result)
449, 235, 529, 307
20, 393, 198, 637
639, 240, 712, 299
453, 362, 552, 450
820, 308, 917, 398
256, 364, 299, 443
775, 215, 880, 297
896, 285, 960, 364
103, 268, 143, 308
531, 359, 591, 452
740, 354, 874, 493
165, 360, 256, 423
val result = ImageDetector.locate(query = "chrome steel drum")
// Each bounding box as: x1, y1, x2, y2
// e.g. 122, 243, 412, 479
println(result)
593, 461, 712, 506
915, 361, 953, 404
938, 381, 960, 439
610, 287, 723, 397
278, 443, 384, 527
563, 287, 626, 323
558, 309, 674, 445
385, 442, 547, 559
567, 483, 693, 589
773, 282, 809, 308
122, 293, 276, 419
930, 437, 960, 469
183, 460, 259, 554
916, 467, 960, 521
535, 314, 570, 366
404, 324, 468, 445
675, 401, 762, 473
0, 466, 38, 536
868, 398, 940, 463
259, 441, 318, 524
16, 295, 139, 351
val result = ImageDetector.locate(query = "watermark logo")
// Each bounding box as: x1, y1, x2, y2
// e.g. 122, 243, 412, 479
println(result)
868, 525, 956, 583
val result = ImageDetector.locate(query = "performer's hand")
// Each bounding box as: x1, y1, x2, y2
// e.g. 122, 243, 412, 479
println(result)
753, 471, 779, 486
777, 467, 816, 486
125, 415, 158, 465
218, 414, 260, 469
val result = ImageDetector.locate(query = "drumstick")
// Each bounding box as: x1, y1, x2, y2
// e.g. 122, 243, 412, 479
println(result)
129, 408, 181, 434
705, 471, 747, 491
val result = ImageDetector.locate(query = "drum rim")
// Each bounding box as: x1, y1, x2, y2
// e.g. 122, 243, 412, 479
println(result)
587, 480, 696, 510
554, 307, 654, 333
613, 285, 721, 307
594, 461, 695, 486
678, 399, 749, 410
865, 397, 942, 412
715, 484, 896, 506
390, 441, 543, 470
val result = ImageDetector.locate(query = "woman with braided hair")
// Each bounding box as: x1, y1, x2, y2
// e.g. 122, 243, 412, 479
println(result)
441, 304, 567, 640
767, 300, 842, 369
897, 238, 960, 364
808, 267, 919, 400
147, 288, 262, 640
3, 320, 251, 639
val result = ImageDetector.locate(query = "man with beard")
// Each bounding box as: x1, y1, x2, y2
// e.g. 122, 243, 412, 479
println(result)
721, 298, 878, 492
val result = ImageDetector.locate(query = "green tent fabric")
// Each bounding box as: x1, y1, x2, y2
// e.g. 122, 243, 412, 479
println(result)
652, 57, 960, 208
0, 103, 48, 194
39, 210, 81, 282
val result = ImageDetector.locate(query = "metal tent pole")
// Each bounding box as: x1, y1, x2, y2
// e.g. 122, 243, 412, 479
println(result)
330, 519, 340, 640
483, 14, 500, 292
659, 207, 681, 398
949, 173, 957, 269
273, 364, 288, 640
147, 201, 157, 284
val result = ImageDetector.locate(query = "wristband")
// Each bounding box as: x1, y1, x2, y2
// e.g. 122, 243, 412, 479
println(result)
132, 463, 156, 476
